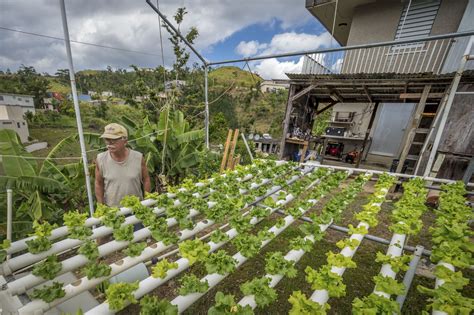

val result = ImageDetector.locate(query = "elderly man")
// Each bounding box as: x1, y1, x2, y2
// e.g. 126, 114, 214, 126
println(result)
95, 123, 151, 207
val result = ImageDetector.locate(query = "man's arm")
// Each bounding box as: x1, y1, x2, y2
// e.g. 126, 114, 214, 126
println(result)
141, 157, 151, 193
95, 161, 105, 204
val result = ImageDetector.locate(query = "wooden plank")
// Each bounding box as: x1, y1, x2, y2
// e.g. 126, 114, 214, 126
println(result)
220, 129, 233, 172
315, 100, 338, 115
300, 141, 309, 163
399, 92, 444, 99
291, 84, 317, 102
356, 102, 379, 168
226, 129, 240, 170
396, 85, 432, 173
279, 85, 296, 159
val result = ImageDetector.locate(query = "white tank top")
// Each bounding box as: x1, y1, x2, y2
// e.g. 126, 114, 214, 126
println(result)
97, 149, 143, 207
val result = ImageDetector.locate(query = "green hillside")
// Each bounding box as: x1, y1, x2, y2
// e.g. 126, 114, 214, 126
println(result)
209, 66, 263, 88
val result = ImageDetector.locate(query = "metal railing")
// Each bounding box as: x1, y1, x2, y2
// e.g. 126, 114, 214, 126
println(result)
301, 35, 469, 75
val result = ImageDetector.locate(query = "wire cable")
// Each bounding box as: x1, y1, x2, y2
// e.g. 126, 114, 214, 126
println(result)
0, 26, 162, 57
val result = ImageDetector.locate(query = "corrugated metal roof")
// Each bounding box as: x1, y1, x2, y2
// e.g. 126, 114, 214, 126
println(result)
285, 71, 474, 81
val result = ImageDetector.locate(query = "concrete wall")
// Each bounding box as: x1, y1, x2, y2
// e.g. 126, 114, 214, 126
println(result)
0, 105, 30, 143
346, 0, 467, 46
346, 0, 402, 46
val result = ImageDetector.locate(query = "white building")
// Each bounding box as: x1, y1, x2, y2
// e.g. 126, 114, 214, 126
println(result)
260, 80, 290, 93
0, 93, 35, 116
0, 93, 34, 142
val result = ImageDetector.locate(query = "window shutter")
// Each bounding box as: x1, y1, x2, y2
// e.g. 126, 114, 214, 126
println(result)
395, 0, 441, 41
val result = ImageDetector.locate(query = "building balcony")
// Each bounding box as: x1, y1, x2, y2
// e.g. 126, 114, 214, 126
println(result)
301, 35, 471, 75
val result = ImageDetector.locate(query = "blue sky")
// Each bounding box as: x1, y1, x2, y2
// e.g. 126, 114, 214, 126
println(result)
205, 17, 327, 63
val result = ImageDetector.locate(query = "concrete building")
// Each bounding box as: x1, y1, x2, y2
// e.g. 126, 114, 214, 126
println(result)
260, 80, 290, 93
0, 93, 34, 142
281, 0, 474, 179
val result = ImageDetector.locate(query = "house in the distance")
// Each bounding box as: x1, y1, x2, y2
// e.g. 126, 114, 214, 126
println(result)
0, 93, 35, 142
260, 80, 290, 93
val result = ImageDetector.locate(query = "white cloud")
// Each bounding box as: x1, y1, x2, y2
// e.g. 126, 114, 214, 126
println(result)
235, 40, 267, 57
254, 56, 305, 80
259, 31, 333, 56
240, 31, 335, 79
0, 0, 317, 73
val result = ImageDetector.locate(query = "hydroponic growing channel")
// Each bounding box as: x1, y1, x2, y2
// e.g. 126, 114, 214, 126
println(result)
0, 160, 472, 315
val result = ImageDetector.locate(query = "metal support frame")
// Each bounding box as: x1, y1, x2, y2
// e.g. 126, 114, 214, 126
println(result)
302, 162, 474, 187
356, 101, 379, 168
396, 245, 425, 309
59, 0, 95, 216
144, 1, 474, 157
275, 209, 432, 257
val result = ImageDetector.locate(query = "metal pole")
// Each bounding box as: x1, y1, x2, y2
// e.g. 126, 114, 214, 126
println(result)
6, 189, 12, 260
207, 31, 474, 66
396, 245, 424, 309
423, 36, 474, 177
300, 162, 474, 186
240, 133, 254, 162
204, 65, 209, 149
59, 0, 95, 217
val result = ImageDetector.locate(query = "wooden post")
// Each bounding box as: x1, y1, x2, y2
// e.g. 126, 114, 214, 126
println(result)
220, 129, 233, 172
356, 101, 379, 168
226, 129, 239, 169
279, 85, 296, 159
396, 85, 431, 173
300, 141, 309, 163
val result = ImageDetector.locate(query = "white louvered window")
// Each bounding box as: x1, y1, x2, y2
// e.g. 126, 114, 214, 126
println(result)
395, 0, 440, 42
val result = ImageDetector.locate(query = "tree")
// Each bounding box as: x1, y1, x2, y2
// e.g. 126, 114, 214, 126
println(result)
162, 7, 199, 80
55, 69, 70, 85
17, 65, 50, 108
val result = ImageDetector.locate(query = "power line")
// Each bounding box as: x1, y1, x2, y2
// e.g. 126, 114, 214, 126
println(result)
0, 26, 161, 57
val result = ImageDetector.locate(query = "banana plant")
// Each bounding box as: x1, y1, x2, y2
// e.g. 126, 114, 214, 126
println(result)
0, 129, 101, 233
118, 105, 204, 186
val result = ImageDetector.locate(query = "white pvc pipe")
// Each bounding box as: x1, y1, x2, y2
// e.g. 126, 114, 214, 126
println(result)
309, 187, 390, 305
174, 195, 327, 313
302, 163, 474, 187
373, 233, 406, 299
6, 198, 156, 256
6, 173, 275, 294
6, 189, 12, 244
85, 169, 322, 314
5, 163, 264, 256
10, 164, 297, 299
432, 261, 454, 315
85, 190, 298, 314
18, 217, 217, 313
4, 164, 279, 275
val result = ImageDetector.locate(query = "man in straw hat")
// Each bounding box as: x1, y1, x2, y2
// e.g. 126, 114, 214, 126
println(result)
95, 123, 151, 207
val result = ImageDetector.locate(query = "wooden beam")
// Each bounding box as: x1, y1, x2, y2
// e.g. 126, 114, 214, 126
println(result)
356, 102, 379, 168
291, 84, 317, 102
316, 100, 338, 115
220, 129, 233, 172
279, 85, 296, 159
363, 85, 373, 103
399, 92, 444, 99
226, 129, 240, 170
396, 85, 432, 173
